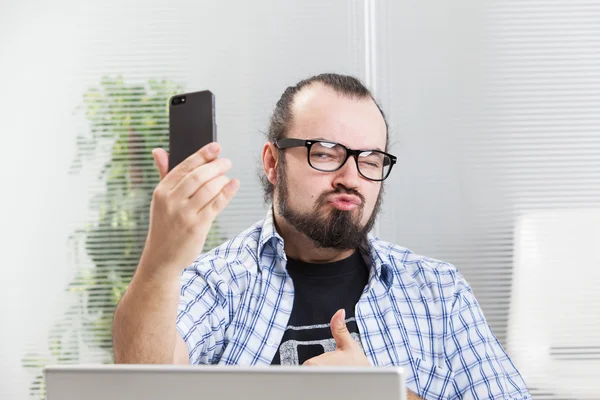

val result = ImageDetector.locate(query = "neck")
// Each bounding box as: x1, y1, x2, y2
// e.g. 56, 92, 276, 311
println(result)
273, 209, 356, 263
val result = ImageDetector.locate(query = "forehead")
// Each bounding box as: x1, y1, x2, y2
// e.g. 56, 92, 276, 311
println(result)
289, 84, 387, 151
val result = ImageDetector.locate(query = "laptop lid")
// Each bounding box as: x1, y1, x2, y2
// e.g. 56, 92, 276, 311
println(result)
44, 364, 405, 400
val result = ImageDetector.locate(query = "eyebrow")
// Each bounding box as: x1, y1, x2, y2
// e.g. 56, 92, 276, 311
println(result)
314, 137, 384, 152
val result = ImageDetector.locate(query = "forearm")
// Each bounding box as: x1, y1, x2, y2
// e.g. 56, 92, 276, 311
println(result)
112, 262, 181, 364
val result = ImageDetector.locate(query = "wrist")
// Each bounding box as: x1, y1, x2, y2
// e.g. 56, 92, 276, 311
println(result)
136, 255, 183, 284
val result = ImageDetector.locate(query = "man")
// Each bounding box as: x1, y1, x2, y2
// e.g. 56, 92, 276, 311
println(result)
113, 73, 531, 399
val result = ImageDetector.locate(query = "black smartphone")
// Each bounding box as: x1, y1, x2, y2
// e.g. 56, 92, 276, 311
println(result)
168, 90, 216, 171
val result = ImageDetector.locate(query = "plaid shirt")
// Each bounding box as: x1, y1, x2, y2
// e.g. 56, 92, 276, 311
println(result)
176, 208, 531, 400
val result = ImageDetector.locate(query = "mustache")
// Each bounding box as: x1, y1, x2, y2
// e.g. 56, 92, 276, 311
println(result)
315, 185, 366, 207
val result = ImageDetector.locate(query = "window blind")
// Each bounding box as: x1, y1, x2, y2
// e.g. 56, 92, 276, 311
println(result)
379, 0, 600, 398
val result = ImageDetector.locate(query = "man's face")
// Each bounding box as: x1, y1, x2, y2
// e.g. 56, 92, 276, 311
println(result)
274, 85, 387, 250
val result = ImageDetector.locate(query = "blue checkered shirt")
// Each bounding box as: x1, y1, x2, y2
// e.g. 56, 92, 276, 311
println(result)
176, 209, 531, 399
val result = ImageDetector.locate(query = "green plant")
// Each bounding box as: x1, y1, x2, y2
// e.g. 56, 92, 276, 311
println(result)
22, 76, 225, 398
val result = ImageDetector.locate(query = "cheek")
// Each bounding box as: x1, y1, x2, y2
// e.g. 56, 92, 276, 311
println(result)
362, 186, 381, 215
288, 176, 334, 210
285, 168, 323, 204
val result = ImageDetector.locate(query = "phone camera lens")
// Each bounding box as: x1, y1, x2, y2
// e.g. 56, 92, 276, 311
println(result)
172, 96, 185, 106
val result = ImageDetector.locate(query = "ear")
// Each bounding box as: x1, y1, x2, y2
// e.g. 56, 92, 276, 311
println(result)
262, 142, 279, 185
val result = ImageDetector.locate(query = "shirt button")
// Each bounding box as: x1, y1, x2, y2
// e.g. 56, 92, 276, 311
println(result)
267, 339, 276, 347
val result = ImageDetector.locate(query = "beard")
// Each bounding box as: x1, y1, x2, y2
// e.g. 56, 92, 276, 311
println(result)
275, 161, 384, 250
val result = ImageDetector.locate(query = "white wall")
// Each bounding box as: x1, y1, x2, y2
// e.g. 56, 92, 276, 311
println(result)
1, 1, 88, 397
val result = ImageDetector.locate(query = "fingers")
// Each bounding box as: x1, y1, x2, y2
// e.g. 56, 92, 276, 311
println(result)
150, 142, 239, 230
197, 178, 240, 221
330, 309, 355, 351
188, 175, 230, 211
303, 355, 322, 366
172, 157, 233, 200
304, 309, 371, 367
333, 309, 347, 332
302, 351, 344, 366
162, 142, 221, 190
152, 148, 169, 180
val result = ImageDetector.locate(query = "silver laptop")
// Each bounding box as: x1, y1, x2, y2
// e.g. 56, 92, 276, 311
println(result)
44, 364, 405, 400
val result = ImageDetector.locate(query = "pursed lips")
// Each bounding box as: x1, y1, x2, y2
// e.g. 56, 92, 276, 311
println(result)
328, 194, 362, 205
327, 194, 362, 210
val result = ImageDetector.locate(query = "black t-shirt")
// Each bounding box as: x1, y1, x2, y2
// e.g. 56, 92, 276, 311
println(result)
271, 250, 369, 365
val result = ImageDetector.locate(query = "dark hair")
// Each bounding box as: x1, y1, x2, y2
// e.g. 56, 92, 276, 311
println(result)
260, 73, 389, 203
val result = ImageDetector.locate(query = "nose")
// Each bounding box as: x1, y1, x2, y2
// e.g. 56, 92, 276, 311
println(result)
331, 155, 361, 189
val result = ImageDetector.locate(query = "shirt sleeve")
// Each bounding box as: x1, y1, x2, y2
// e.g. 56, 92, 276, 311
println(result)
444, 279, 532, 399
176, 264, 228, 365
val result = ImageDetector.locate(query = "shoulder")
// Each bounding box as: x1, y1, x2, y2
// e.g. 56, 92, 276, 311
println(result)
370, 237, 468, 303
181, 222, 264, 298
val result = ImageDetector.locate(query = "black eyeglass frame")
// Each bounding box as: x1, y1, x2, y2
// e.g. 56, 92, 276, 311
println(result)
275, 138, 397, 182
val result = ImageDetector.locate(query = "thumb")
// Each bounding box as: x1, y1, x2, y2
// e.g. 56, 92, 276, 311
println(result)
152, 148, 169, 180
330, 309, 354, 351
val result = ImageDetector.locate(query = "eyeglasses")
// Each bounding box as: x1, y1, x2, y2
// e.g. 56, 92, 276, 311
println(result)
275, 138, 397, 181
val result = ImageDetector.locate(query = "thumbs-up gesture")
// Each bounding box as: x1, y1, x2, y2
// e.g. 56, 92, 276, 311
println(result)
302, 309, 371, 367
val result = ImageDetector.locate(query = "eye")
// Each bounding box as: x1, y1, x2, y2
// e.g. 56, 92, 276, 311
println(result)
312, 152, 334, 159
359, 161, 381, 168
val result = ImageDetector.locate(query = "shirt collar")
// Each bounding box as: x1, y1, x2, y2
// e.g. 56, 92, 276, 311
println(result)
257, 206, 286, 264
361, 234, 394, 290
256, 207, 394, 290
